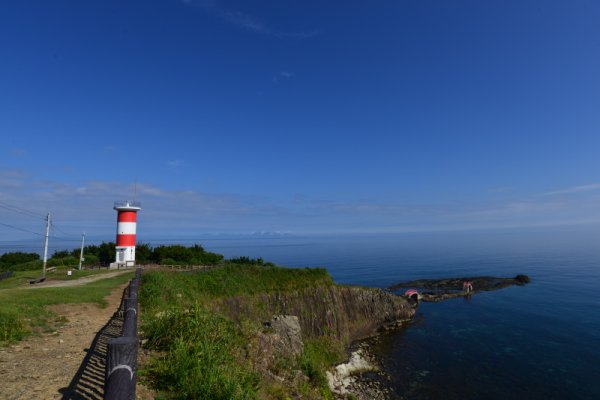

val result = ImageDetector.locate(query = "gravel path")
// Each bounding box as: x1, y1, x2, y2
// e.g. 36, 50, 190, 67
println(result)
0, 283, 129, 399
27, 271, 131, 289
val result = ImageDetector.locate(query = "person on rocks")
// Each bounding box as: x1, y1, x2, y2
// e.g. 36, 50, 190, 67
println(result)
463, 280, 473, 293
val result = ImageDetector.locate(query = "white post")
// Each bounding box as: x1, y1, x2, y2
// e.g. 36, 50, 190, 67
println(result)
78, 232, 86, 270
42, 212, 50, 277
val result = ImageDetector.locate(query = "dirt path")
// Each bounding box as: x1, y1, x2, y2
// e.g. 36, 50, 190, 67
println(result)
0, 283, 128, 399
27, 271, 131, 289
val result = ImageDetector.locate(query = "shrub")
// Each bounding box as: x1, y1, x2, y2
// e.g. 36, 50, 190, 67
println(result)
0, 252, 40, 270
2, 260, 42, 271
228, 256, 265, 266
82, 254, 99, 266
47, 256, 79, 267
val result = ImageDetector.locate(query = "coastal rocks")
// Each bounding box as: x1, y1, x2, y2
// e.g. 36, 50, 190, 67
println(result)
389, 274, 531, 302
264, 315, 304, 357
252, 315, 304, 373
327, 348, 374, 394
327, 345, 392, 400
221, 286, 416, 344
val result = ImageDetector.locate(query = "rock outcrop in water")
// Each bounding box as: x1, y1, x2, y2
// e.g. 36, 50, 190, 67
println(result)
389, 274, 530, 302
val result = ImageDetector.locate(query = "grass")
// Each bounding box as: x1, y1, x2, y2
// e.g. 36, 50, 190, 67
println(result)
0, 266, 117, 289
0, 272, 133, 345
139, 265, 344, 399
140, 263, 332, 311
298, 337, 345, 399
143, 304, 259, 399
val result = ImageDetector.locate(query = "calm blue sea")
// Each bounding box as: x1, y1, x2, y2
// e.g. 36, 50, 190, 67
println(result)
191, 227, 600, 399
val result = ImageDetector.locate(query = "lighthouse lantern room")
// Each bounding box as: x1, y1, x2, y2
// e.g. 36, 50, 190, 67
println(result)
111, 200, 141, 268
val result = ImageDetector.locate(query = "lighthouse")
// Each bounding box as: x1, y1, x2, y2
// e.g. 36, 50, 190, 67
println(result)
112, 200, 141, 268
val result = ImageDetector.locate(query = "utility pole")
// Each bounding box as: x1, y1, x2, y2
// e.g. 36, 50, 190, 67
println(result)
78, 232, 86, 270
42, 212, 50, 278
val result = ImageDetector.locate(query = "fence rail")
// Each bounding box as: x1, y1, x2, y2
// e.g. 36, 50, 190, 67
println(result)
142, 264, 214, 271
104, 267, 142, 400
0, 271, 14, 281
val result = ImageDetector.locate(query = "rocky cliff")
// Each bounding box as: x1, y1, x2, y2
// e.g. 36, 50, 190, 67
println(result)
220, 285, 416, 344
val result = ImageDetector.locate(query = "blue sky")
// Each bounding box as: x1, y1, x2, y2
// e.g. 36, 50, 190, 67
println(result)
1, 0, 599, 243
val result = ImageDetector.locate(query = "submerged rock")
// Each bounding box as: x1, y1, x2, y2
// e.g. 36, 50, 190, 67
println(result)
389, 274, 531, 302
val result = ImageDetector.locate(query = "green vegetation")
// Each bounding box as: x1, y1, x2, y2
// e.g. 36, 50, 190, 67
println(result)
141, 264, 331, 310
0, 272, 133, 346
0, 251, 40, 271
143, 305, 259, 400
0, 243, 225, 273
0, 243, 111, 271
299, 337, 345, 395
146, 244, 224, 265
140, 264, 340, 399
0, 266, 124, 290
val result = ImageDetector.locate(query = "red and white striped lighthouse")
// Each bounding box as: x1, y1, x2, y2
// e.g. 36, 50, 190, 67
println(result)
113, 201, 141, 266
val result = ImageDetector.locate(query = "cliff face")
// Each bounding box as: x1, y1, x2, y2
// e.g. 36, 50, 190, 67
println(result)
220, 285, 415, 344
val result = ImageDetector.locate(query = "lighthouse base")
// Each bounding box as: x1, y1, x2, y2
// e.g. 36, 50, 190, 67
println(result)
112, 246, 136, 269
109, 261, 136, 269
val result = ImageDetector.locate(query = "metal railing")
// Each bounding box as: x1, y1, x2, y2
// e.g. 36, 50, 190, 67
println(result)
113, 201, 141, 208
104, 267, 141, 400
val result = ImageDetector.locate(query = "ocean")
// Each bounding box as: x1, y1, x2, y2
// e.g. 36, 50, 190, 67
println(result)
192, 227, 600, 399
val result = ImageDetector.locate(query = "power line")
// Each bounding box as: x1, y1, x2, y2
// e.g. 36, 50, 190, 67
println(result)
50, 222, 78, 238
0, 200, 45, 219
0, 221, 45, 236
49, 223, 80, 242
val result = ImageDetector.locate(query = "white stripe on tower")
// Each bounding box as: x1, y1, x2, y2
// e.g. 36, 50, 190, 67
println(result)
117, 222, 137, 235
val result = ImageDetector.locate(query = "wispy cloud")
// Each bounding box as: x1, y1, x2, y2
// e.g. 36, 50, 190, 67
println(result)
272, 71, 294, 83
0, 176, 252, 240
10, 148, 27, 157
543, 183, 600, 196
0, 169, 28, 189
2, 168, 600, 241
487, 186, 513, 194
167, 159, 184, 169
182, 0, 320, 38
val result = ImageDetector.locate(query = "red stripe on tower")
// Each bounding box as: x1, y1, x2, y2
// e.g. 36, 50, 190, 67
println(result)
116, 234, 136, 247
117, 211, 138, 223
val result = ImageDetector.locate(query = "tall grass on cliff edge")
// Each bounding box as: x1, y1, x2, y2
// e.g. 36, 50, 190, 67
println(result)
143, 305, 259, 400
140, 263, 333, 310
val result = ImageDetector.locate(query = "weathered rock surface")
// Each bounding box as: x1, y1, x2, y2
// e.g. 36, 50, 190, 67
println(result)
265, 315, 304, 357
221, 285, 416, 344
327, 347, 375, 395
252, 315, 305, 372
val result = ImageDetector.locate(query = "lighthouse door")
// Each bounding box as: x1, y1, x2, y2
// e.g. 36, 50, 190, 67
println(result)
117, 249, 125, 263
